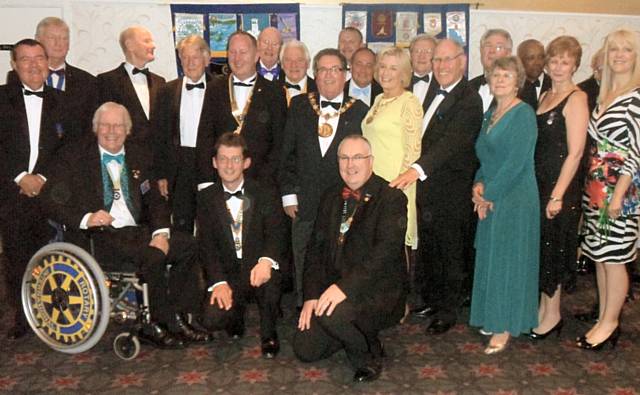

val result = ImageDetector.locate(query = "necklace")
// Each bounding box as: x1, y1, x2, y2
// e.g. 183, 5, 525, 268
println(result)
228, 76, 255, 134
308, 93, 356, 137
488, 96, 518, 132
365, 94, 400, 124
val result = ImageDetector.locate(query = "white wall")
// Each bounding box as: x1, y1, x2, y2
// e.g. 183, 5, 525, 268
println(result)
1, 1, 639, 84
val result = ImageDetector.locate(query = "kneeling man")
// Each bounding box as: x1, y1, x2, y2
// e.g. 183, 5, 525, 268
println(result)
198, 132, 286, 359
44, 102, 209, 348
293, 135, 408, 382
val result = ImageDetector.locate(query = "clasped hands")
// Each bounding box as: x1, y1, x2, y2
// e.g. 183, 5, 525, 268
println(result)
472, 182, 493, 220
209, 259, 274, 310
297, 284, 346, 331
18, 174, 45, 197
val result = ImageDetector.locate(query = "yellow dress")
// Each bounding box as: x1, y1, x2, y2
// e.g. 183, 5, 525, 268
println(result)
362, 90, 423, 247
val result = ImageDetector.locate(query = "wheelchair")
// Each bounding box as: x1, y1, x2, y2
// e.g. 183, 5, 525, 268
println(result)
22, 241, 152, 360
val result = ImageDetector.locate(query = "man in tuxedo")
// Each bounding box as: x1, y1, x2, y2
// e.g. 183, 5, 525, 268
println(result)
293, 135, 408, 382
256, 27, 283, 81
97, 26, 165, 148
199, 31, 287, 185
198, 132, 286, 359
0, 39, 73, 340
338, 27, 365, 74
280, 48, 369, 306
43, 102, 210, 348
154, 35, 213, 235
344, 47, 382, 107
410, 34, 438, 115
280, 40, 317, 106
390, 39, 483, 335
469, 29, 513, 112
518, 39, 551, 110
7, 17, 97, 136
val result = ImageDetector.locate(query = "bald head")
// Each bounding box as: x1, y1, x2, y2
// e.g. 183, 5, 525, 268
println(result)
257, 27, 282, 69
119, 26, 156, 68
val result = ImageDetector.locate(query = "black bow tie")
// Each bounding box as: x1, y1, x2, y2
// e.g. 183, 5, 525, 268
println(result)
50, 69, 65, 76
186, 82, 205, 91
412, 74, 429, 84
224, 190, 243, 200
133, 67, 149, 76
532, 79, 541, 88
435, 89, 449, 97
285, 82, 301, 90
321, 100, 341, 110
24, 89, 44, 98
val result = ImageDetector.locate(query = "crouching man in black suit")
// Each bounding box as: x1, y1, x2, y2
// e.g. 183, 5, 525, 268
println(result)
43, 102, 210, 348
293, 135, 408, 382
197, 132, 286, 359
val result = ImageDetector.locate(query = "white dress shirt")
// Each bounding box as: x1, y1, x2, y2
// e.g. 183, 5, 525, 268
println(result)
285, 75, 307, 99
14, 85, 44, 184
478, 82, 493, 113
179, 75, 206, 148
124, 62, 150, 119
412, 71, 433, 106
232, 73, 256, 115
48, 65, 66, 91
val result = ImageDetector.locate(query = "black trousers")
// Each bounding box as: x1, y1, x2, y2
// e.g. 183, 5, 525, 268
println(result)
170, 147, 198, 235
66, 227, 200, 328
293, 301, 384, 370
201, 270, 281, 339
418, 204, 474, 324
0, 195, 53, 327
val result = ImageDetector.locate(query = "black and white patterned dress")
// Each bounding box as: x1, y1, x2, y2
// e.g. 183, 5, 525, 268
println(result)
582, 88, 640, 264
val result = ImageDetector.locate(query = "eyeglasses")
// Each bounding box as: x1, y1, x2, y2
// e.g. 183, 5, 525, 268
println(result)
98, 123, 126, 132
259, 40, 280, 48
216, 155, 243, 164
412, 48, 434, 55
432, 52, 464, 65
489, 71, 515, 80
338, 154, 371, 163
317, 66, 344, 75
482, 44, 510, 53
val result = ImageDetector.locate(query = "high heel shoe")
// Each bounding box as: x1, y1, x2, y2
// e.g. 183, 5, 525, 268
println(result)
484, 337, 510, 355
576, 327, 621, 351
527, 319, 563, 340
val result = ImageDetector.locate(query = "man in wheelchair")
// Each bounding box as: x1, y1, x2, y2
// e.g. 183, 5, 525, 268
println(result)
42, 101, 211, 348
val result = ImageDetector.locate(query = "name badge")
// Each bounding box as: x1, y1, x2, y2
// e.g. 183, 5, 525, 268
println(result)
140, 179, 150, 195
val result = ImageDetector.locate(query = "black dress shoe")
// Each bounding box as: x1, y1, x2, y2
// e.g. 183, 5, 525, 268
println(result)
576, 327, 621, 351
7, 324, 28, 340
426, 319, 454, 335
353, 365, 382, 382
261, 337, 280, 359
226, 321, 245, 339
526, 319, 563, 340
175, 314, 212, 343
138, 322, 186, 349
411, 305, 438, 318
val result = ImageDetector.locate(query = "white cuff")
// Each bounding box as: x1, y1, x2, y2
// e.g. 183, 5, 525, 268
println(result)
14, 171, 28, 184
152, 228, 171, 239
197, 182, 214, 191
282, 194, 298, 207
411, 163, 427, 181
207, 281, 228, 292
259, 256, 279, 271
80, 213, 92, 229
37, 173, 47, 182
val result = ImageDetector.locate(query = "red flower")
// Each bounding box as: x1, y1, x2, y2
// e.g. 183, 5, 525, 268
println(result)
472, 364, 503, 378
52, 375, 80, 390
0, 377, 17, 391
584, 362, 609, 376
239, 369, 268, 384
586, 179, 608, 208
176, 370, 208, 386
527, 363, 557, 376
407, 342, 430, 355
458, 342, 483, 353
416, 365, 447, 380
298, 367, 328, 382
112, 373, 144, 388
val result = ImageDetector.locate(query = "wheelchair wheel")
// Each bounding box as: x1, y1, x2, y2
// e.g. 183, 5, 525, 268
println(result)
22, 242, 111, 354
113, 332, 140, 360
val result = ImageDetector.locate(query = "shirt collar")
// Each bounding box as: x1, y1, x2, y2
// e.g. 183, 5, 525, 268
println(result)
440, 78, 462, 93
223, 180, 244, 194
285, 75, 307, 88
319, 92, 344, 104
183, 74, 207, 88
50, 63, 66, 72
351, 80, 371, 90
259, 60, 278, 72
99, 145, 125, 157
232, 73, 257, 84
22, 84, 44, 92
124, 62, 148, 77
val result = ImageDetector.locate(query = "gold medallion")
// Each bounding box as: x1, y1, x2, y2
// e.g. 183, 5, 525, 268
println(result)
318, 123, 333, 137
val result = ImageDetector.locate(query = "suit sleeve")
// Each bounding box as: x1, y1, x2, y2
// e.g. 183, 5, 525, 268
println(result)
259, 184, 287, 263
482, 106, 538, 202
278, 98, 300, 196
196, 192, 227, 286
336, 190, 407, 300
196, 87, 219, 184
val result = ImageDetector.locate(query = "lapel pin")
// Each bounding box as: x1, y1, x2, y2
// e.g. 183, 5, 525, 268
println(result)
132, 170, 141, 179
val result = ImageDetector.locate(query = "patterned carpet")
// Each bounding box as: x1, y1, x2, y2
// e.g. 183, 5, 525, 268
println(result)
1, 264, 640, 394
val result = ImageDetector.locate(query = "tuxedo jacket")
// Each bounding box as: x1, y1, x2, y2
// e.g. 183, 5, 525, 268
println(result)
8, 63, 97, 135
199, 74, 287, 184
415, 78, 483, 215
343, 79, 383, 107
303, 174, 408, 331
43, 139, 170, 233
277, 76, 317, 106
578, 75, 600, 114
411, 75, 440, 115
196, 179, 287, 290
97, 63, 166, 147
0, 84, 74, 210
153, 75, 215, 183
519, 73, 552, 110
279, 93, 368, 222
468, 74, 486, 92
